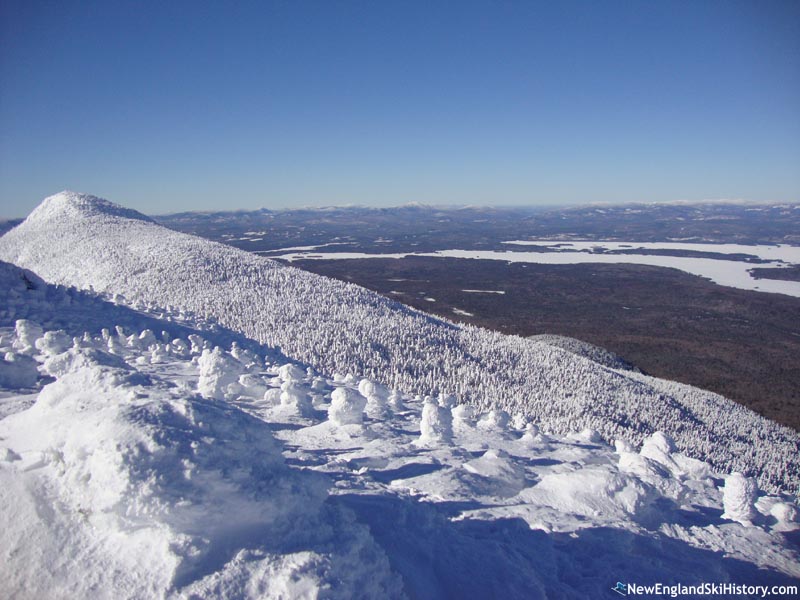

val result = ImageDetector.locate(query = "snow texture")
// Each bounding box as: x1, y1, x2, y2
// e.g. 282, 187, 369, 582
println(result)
0, 192, 798, 497
0, 254, 798, 598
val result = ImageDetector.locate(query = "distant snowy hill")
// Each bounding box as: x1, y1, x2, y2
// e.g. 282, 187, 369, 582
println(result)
1, 259, 798, 598
1, 191, 798, 498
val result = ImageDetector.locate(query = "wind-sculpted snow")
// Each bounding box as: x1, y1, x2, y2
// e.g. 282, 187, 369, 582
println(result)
1, 191, 799, 495
1, 311, 798, 597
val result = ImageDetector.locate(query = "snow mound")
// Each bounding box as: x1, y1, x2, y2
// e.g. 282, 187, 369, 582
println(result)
1, 302, 799, 595
521, 466, 655, 521
328, 387, 367, 426
0, 347, 400, 598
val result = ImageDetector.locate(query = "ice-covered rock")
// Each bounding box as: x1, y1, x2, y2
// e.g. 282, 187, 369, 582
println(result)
106, 334, 126, 355
617, 451, 684, 500
639, 431, 681, 475
328, 387, 367, 426
520, 423, 539, 440
722, 472, 758, 525
641, 431, 677, 456
230, 342, 260, 370
263, 387, 283, 406
169, 338, 190, 358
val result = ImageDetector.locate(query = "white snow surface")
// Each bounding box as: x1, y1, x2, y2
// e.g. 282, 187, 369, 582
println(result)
0, 191, 799, 501
0, 241, 799, 597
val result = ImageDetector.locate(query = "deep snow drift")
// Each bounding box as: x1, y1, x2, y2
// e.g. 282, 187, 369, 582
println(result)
0, 191, 798, 498
1, 261, 798, 598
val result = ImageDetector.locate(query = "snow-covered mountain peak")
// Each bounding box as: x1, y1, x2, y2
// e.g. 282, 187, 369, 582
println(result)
24, 190, 153, 225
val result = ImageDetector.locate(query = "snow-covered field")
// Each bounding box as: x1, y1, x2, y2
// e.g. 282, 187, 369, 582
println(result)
275, 242, 800, 297
1, 192, 799, 597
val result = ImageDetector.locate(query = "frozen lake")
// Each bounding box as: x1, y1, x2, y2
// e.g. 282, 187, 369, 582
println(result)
276, 241, 800, 298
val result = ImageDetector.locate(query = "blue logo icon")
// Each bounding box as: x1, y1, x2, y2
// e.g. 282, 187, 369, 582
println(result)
612, 582, 627, 596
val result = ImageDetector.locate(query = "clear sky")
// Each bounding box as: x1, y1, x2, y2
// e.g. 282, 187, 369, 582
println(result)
1, 0, 799, 217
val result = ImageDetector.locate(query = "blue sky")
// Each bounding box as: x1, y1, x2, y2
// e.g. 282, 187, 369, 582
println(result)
1, 0, 798, 216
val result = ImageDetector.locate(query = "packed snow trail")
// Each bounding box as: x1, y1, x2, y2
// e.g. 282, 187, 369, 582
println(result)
1, 191, 799, 497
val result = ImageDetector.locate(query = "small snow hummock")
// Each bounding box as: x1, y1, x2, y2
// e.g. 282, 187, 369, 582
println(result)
278, 363, 306, 382
519, 423, 540, 441
512, 413, 528, 430
770, 502, 799, 531
387, 389, 405, 411
418, 397, 453, 445
197, 346, 244, 400
358, 378, 390, 418
280, 380, 314, 416
574, 428, 602, 444
477, 409, 510, 431
328, 387, 367, 426
614, 439, 636, 454
34, 329, 72, 356
451, 403, 475, 424
12, 319, 43, 355
722, 472, 759, 525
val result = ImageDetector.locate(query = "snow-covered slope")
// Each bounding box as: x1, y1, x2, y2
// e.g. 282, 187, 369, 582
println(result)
1, 192, 798, 497
1, 262, 798, 598
530, 334, 640, 372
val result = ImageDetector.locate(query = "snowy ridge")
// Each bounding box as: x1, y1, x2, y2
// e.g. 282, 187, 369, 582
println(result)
0, 192, 798, 496
0, 264, 798, 597
530, 334, 640, 372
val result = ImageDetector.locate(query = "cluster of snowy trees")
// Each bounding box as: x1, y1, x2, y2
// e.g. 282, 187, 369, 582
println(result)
1, 191, 798, 494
